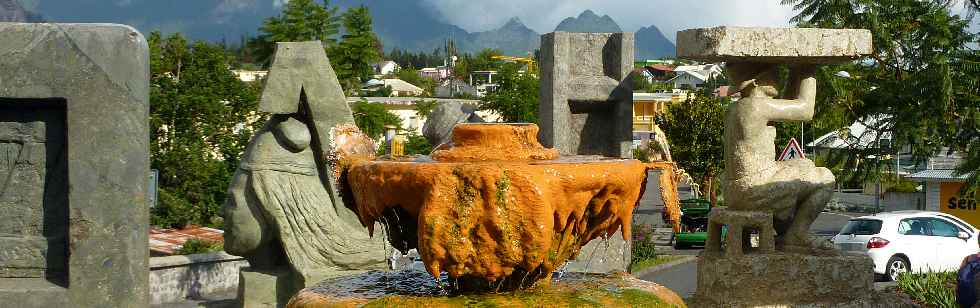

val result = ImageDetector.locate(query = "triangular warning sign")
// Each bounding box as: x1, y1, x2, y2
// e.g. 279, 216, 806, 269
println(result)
778, 138, 806, 161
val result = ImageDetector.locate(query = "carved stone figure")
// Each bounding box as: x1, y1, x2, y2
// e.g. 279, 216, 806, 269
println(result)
722, 63, 835, 252
221, 41, 388, 307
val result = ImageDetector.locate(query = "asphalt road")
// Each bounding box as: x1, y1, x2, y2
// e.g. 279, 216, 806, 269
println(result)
639, 211, 860, 299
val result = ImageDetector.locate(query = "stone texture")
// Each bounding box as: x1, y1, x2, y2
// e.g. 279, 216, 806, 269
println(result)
677, 27, 873, 64
222, 41, 389, 308
705, 209, 776, 257
693, 253, 875, 306
538, 32, 634, 158
421, 101, 484, 147
0, 22, 150, 307
149, 252, 248, 305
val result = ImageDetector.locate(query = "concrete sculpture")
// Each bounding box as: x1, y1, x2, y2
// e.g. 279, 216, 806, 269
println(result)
222, 41, 388, 307
676, 27, 911, 306
538, 32, 634, 158
0, 23, 150, 307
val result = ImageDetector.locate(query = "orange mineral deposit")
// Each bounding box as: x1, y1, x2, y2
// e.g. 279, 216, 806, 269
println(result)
344, 123, 672, 290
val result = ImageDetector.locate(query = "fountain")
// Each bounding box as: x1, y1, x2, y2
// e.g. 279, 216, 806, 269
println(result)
286, 123, 685, 306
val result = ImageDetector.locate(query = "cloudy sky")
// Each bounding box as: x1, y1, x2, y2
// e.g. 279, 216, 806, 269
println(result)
422, 0, 798, 39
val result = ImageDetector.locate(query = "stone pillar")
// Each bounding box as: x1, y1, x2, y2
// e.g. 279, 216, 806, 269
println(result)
0, 23, 150, 307
539, 32, 634, 158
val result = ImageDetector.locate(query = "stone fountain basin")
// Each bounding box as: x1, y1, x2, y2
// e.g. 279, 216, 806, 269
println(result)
344, 124, 651, 290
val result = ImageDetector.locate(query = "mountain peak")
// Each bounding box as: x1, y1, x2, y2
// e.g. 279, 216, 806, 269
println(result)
555, 9, 622, 33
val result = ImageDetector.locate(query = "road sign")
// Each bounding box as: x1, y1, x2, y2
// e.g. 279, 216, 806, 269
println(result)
778, 138, 806, 161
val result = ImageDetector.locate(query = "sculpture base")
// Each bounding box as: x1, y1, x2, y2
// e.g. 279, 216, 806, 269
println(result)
237, 267, 367, 308
693, 253, 891, 307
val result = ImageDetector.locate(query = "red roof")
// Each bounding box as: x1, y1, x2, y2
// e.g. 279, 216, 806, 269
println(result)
150, 226, 224, 255
646, 64, 674, 72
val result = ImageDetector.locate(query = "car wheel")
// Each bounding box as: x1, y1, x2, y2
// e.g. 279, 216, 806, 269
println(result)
886, 256, 910, 282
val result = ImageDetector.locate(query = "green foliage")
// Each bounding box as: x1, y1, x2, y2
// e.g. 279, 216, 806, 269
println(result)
480, 64, 540, 123
148, 32, 261, 228
630, 224, 658, 262
395, 67, 436, 96
252, 0, 340, 66
176, 239, 224, 255
414, 99, 439, 118
781, 0, 980, 191
660, 94, 727, 195
632, 147, 651, 163
333, 5, 381, 88
386, 47, 445, 69
404, 132, 433, 155
366, 85, 393, 97
896, 271, 957, 308
352, 100, 402, 139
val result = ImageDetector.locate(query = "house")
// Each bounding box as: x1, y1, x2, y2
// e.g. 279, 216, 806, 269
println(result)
636, 64, 675, 84
232, 70, 268, 82
362, 79, 425, 97
907, 168, 976, 226
668, 64, 724, 89
419, 66, 451, 80
632, 92, 685, 132
374, 61, 399, 75
435, 79, 478, 98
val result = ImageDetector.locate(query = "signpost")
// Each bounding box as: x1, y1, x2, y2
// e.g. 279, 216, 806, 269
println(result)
778, 137, 806, 161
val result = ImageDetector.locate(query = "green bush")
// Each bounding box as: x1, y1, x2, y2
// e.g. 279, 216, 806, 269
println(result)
896, 271, 957, 308
631, 224, 658, 263
176, 239, 224, 255
404, 132, 433, 155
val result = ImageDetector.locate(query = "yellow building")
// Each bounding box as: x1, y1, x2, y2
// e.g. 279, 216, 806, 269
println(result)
632, 92, 685, 132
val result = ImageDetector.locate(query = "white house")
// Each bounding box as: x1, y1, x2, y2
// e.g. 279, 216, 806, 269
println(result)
362, 79, 426, 97
374, 61, 399, 75
669, 64, 724, 89
232, 70, 268, 82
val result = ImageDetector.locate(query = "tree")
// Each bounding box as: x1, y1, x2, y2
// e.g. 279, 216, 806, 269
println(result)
480, 64, 540, 123
781, 0, 980, 190
414, 99, 439, 118
660, 94, 728, 205
252, 0, 341, 66
333, 5, 381, 92
351, 100, 402, 139
148, 32, 261, 228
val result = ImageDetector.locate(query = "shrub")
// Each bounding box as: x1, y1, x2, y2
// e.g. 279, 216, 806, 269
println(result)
897, 271, 957, 308
176, 239, 224, 255
631, 224, 658, 263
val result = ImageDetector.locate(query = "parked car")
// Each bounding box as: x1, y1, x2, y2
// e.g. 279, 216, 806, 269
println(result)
832, 211, 979, 281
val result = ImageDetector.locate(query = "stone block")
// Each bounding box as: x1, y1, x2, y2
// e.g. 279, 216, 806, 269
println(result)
562, 230, 630, 274
238, 268, 303, 308
705, 209, 776, 257
677, 26, 872, 64
538, 32, 634, 158
0, 23, 149, 307
694, 253, 874, 306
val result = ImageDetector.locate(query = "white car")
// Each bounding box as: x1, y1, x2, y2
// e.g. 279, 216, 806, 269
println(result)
832, 211, 980, 281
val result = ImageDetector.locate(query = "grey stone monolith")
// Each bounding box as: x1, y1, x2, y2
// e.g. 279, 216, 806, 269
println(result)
538, 31, 634, 158
538, 31, 635, 274
0, 22, 150, 307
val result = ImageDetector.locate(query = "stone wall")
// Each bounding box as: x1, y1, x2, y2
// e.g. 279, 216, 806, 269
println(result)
149, 252, 247, 305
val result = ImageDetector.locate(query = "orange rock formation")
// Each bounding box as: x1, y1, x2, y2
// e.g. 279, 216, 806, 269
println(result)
344, 124, 661, 290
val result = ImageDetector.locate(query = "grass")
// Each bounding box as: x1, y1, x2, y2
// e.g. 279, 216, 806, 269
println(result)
896, 271, 957, 308
629, 255, 685, 273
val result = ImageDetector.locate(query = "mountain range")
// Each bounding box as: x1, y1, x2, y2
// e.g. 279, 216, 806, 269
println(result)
0, 0, 675, 59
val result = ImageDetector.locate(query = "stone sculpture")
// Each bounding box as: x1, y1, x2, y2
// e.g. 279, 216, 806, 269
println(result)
421, 101, 484, 148
537, 31, 637, 274
222, 41, 388, 307
539, 31, 634, 158
0, 23, 150, 307
676, 27, 915, 307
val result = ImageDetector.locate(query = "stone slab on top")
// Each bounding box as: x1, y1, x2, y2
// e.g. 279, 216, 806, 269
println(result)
676, 26, 872, 63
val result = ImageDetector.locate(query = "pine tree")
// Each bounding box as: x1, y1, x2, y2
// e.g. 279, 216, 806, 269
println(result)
333, 5, 382, 92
